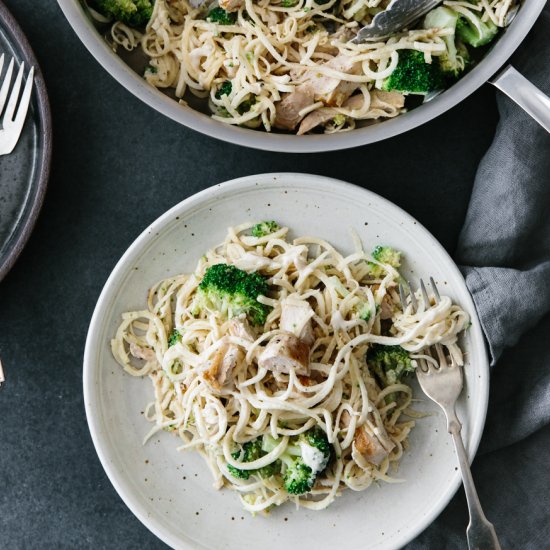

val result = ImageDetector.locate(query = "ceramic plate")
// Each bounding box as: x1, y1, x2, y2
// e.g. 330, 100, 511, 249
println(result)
0, 1, 51, 282
84, 173, 489, 550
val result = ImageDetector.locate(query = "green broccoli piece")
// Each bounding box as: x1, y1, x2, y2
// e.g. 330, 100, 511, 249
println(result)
194, 263, 270, 325
262, 426, 332, 495
424, 6, 470, 78
168, 329, 181, 347
207, 7, 237, 25
367, 344, 414, 403
358, 304, 373, 322
382, 50, 444, 94
237, 95, 257, 115
368, 245, 402, 278
215, 80, 232, 99
456, 14, 498, 47
251, 221, 280, 238
228, 438, 280, 480
93, 0, 153, 27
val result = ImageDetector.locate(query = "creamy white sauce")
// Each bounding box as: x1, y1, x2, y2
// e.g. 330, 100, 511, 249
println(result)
300, 443, 326, 473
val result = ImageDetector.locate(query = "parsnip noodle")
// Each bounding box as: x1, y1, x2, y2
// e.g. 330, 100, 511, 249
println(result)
111, 223, 469, 512
89, 0, 516, 134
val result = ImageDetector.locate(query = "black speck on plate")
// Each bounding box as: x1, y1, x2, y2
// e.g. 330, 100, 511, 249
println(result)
0, 1, 51, 282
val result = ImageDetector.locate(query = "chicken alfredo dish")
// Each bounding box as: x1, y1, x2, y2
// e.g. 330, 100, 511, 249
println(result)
111, 222, 469, 513
89, 0, 518, 134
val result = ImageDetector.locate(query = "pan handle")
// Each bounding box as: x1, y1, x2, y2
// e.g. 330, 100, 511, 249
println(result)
490, 65, 550, 133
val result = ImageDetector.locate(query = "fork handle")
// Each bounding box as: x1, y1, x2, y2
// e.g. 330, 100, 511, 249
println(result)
450, 424, 501, 550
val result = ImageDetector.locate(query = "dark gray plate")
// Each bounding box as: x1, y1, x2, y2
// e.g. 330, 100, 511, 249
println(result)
0, 0, 51, 282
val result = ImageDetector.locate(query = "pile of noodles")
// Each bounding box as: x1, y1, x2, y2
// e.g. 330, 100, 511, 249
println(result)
111, 223, 469, 512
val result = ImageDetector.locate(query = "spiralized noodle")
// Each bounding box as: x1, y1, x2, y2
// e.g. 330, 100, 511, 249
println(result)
111, 223, 469, 513
93, 0, 517, 134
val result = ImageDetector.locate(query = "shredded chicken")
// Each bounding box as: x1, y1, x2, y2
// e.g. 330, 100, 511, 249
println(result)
274, 83, 315, 131
258, 333, 310, 375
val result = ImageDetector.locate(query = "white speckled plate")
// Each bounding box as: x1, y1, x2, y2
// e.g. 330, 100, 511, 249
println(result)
84, 173, 489, 550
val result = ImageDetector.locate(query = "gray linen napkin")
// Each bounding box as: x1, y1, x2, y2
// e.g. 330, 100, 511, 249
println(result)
408, 7, 550, 549
455, 5, 550, 453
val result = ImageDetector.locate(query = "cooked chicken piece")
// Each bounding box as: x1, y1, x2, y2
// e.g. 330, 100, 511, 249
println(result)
279, 297, 315, 346
380, 296, 394, 320
219, 0, 243, 11
297, 90, 404, 134
129, 342, 157, 363
297, 374, 315, 387
297, 108, 336, 136
228, 316, 255, 342
204, 318, 254, 390
258, 333, 310, 376
353, 424, 395, 465
367, 90, 405, 118
297, 93, 365, 135
274, 83, 315, 131
312, 27, 357, 55
308, 55, 361, 107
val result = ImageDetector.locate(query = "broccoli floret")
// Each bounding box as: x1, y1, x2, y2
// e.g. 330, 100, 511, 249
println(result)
382, 50, 444, 94
215, 80, 232, 99
194, 264, 270, 325
251, 221, 280, 238
424, 7, 470, 78
168, 329, 181, 347
367, 344, 414, 403
237, 95, 257, 115
93, 0, 153, 27
358, 304, 373, 322
368, 245, 402, 278
207, 7, 236, 25
263, 426, 332, 495
456, 14, 498, 47
228, 438, 281, 480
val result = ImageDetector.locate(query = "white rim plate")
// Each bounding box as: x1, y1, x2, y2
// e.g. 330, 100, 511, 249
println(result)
84, 173, 489, 550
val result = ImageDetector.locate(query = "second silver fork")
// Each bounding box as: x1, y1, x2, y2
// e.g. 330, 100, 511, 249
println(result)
0, 53, 34, 156
400, 278, 501, 550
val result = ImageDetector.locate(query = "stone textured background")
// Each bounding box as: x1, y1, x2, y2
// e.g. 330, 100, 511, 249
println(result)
2, 1, 538, 548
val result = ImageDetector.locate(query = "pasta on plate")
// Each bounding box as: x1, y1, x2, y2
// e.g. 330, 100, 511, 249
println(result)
111, 222, 469, 513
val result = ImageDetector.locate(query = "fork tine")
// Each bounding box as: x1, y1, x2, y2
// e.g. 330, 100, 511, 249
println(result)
399, 283, 408, 311
407, 281, 418, 312
3, 61, 24, 123
0, 54, 4, 79
430, 277, 441, 303
0, 57, 14, 116
420, 279, 430, 308
13, 66, 34, 126
433, 344, 448, 368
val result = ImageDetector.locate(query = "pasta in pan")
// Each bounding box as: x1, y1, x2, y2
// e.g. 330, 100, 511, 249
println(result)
88, 0, 518, 133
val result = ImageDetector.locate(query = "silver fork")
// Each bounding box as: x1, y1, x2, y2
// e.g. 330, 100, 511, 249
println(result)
0, 54, 35, 156
354, 0, 442, 43
400, 278, 501, 550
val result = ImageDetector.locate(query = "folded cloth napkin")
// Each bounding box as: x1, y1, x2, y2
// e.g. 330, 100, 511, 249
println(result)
408, 6, 550, 549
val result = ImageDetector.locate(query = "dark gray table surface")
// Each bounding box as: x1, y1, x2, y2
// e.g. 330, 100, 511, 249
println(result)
0, 1, 538, 548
